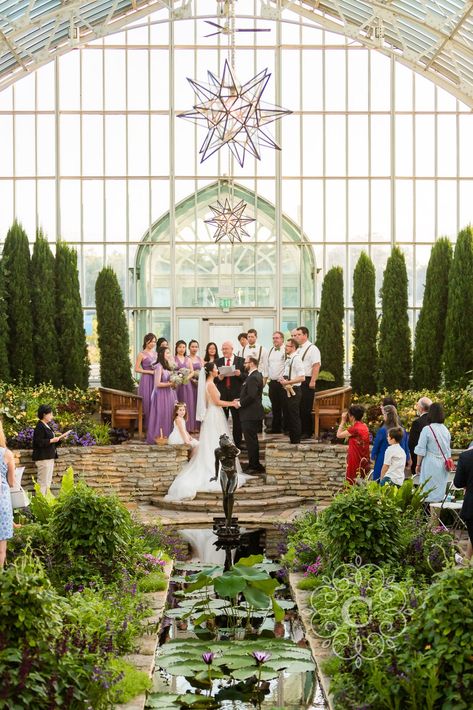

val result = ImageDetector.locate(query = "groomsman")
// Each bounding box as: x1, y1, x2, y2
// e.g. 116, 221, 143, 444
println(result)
278, 338, 305, 444
236, 332, 248, 357
237, 356, 265, 473
216, 341, 246, 449
240, 328, 268, 382
295, 326, 321, 439
267, 331, 287, 434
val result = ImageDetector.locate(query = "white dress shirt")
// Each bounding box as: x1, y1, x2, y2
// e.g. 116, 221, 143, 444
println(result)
241, 343, 268, 378
298, 340, 321, 377
283, 353, 304, 385
267, 346, 286, 381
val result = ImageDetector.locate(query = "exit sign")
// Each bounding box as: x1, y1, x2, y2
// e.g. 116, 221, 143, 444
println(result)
219, 298, 232, 309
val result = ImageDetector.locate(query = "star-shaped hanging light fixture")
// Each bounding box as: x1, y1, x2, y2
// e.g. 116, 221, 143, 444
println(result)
178, 59, 292, 167
205, 198, 255, 243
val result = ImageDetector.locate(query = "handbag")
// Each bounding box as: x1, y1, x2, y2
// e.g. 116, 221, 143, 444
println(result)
11, 486, 30, 509
429, 425, 455, 472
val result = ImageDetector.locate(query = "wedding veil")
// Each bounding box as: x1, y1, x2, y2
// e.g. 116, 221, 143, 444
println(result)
196, 366, 207, 422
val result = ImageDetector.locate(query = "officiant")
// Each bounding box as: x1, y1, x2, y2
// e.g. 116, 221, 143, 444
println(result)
216, 341, 246, 449
237, 356, 265, 473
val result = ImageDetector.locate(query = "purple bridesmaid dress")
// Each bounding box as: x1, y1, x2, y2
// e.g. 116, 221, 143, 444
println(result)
175, 356, 197, 432
138, 353, 156, 428
190, 358, 202, 431
146, 365, 177, 443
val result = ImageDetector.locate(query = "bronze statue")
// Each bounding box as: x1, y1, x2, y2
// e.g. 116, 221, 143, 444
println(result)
210, 433, 240, 529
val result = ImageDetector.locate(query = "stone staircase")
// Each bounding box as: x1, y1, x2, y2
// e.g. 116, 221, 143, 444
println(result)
150, 476, 312, 514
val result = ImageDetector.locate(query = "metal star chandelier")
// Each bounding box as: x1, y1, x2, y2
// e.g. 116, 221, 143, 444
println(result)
205, 197, 255, 243
178, 59, 292, 167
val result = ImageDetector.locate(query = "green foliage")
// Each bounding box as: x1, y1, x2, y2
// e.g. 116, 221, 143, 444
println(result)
109, 659, 152, 704
55, 241, 89, 389
95, 266, 135, 390
412, 238, 452, 390
378, 247, 412, 391
316, 266, 344, 388
137, 571, 168, 593
31, 229, 61, 386
0, 260, 10, 381
29, 466, 75, 522
48, 482, 136, 583
2, 221, 35, 380
351, 252, 378, 394
321, 483, 402, 565
353, 386, 473, 450
444, 226, 473, 387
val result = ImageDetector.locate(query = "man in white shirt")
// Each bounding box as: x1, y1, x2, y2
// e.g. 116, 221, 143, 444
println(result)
278, 338, 305, 444
295, 326, 321, 439
240, 328, 268, 382
236, 332, 248, 357
267, 331, 287, 434
380, 427, 407, 487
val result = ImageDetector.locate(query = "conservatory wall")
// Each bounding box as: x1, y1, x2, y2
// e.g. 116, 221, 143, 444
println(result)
0, 2, 472, 368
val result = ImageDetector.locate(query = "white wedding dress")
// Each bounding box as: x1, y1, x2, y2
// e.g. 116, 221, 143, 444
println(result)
164, 381, 247, 502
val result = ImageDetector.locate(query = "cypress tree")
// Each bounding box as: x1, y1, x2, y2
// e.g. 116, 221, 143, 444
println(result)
55, 241, 89, 389
412, 238, 452, 390
0, 260, 10, 382
95, 267, 134, 391
443, 226, 473, 387
378, 247, 412, 391
316, 266, 344, 388
351, 252, 378, 394
2, 222, 35, 381
31, 230, 61, 386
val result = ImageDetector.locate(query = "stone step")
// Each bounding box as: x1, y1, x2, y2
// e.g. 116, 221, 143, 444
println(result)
195, 485, 281, 501
150, 494, 309, 513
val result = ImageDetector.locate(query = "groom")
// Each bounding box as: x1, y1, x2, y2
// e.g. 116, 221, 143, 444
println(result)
237, 356, 265, 473
216, 341, 246, 449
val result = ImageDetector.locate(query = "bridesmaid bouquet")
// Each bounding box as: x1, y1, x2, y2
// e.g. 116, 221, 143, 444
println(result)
170, 368, 192, 386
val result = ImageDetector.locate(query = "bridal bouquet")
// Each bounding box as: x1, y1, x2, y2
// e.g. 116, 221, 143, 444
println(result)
179, 367, 193, 384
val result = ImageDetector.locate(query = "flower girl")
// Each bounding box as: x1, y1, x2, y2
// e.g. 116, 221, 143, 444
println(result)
168, 403, 199, 455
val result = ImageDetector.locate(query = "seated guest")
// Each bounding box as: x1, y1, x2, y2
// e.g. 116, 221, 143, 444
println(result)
380, 427, 407, 487
408, 397, 432, 476
371, 405, 410, 482
337, 405, 371, 485
453, 444, 473, 562
414, 402, 451, 504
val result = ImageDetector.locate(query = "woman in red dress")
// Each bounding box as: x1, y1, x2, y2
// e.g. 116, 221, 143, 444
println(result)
337, 405, 371, 484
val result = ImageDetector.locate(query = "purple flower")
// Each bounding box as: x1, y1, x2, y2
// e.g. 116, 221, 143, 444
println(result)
303, 556, 322, 577
252, 651, 271, 665
202, 652, 214, 665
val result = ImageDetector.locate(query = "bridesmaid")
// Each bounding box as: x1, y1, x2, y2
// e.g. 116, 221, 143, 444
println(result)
204, 342, 219, 363
157, 337, 168, 349
188, 339, 204, 433
146, 346, 178, 443
174, 340, 196, 433
134, 333, 157, 428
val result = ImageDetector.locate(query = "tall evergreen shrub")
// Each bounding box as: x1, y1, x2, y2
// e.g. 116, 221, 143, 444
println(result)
31, 230, 61, 386
351, 252, 378, 394
95, 267, 134, 391
0, 260, 10, 381
412, 238, 452, 390
378, 247, 411, 391
443, 226, 473, 387
55, 241, 89, 389
2, 222, 35, 380
316, 266, 344, 388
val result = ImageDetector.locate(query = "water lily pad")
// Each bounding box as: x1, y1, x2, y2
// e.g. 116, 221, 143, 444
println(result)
213, 572, 247, 597
231, 667, 278, 681
234, 554, 264, 567
243, 585, 271, 609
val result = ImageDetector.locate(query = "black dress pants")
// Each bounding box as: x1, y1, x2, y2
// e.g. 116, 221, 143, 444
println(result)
282, 386, 302, 444
268, 379, 285, 433
241, 419, 261, 469
300, 377, 314, 438
223, 406, 242, 449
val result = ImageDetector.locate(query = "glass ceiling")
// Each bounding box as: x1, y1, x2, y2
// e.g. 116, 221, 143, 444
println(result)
0, 0, 473, 106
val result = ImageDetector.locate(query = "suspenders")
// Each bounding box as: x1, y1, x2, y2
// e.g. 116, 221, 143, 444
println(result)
243, 345, 262, 366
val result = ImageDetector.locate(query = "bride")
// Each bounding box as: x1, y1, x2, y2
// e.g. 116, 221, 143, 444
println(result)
164, 361, 247, 502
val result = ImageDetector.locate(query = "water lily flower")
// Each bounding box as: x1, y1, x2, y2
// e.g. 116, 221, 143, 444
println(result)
202, 652, 214, 665
252, 651, 271, 665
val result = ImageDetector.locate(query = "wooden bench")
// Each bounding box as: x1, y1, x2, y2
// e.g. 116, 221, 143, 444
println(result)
312, 385, 352, 439
99, 387, 143, 440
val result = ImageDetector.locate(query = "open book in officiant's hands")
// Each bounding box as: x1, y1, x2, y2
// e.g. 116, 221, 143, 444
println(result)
218, 365, 236, 376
